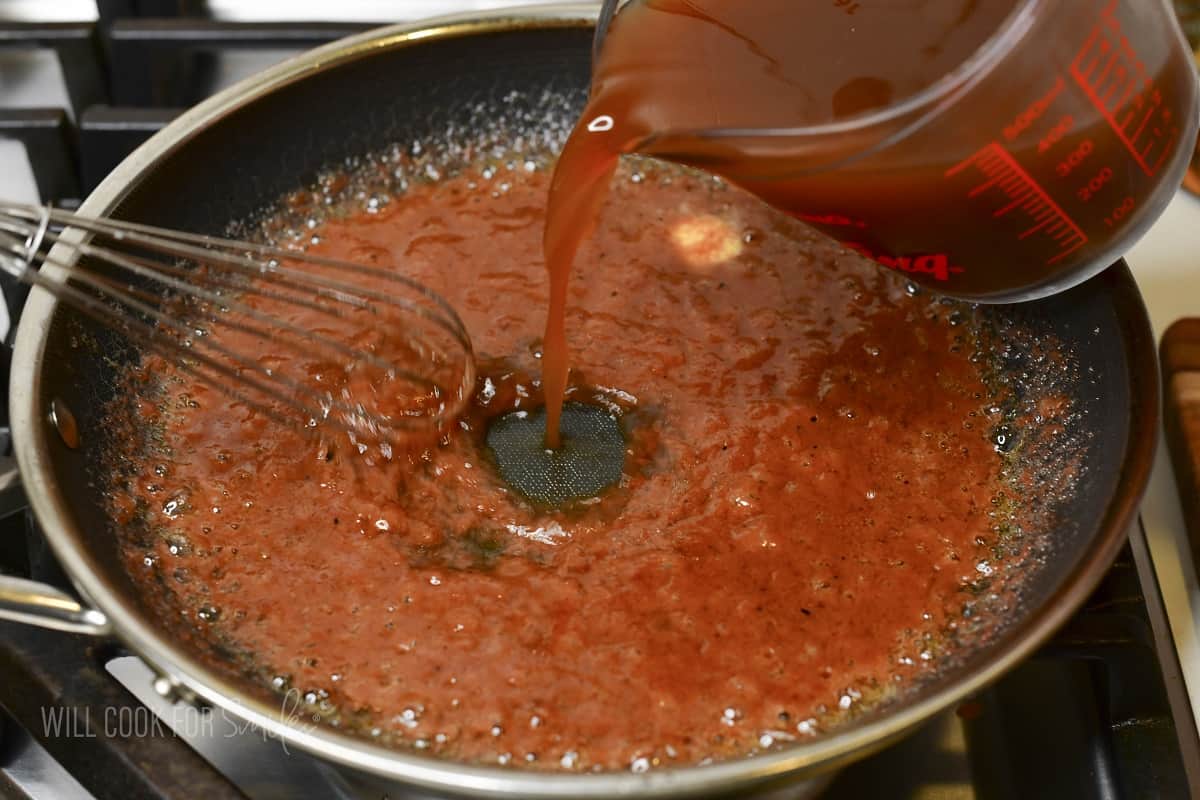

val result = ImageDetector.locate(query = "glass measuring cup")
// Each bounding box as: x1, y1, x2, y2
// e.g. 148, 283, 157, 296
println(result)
588, 0, 1200, 302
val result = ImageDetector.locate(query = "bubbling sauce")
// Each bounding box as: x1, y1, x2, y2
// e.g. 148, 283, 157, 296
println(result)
113, 157, 1025, 772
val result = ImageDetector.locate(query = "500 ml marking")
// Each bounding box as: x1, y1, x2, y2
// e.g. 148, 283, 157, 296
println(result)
946, 142, 1088, 265
1070, 0, 1179, 176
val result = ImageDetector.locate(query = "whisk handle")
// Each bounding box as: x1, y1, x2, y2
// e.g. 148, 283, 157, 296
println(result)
0, 203, 51, 282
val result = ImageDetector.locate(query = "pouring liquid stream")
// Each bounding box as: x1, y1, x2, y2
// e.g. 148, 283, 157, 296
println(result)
541, 0, 1198, 446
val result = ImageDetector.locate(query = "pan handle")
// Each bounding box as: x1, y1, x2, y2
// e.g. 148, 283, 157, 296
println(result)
0, 575, 111, 635
0, 453, 110, 635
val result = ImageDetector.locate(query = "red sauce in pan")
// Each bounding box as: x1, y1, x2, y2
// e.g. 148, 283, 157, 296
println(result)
116, 160, 1005, 771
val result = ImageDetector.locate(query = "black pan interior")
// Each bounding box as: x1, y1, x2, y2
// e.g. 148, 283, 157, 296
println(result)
30, 20, 1155, 732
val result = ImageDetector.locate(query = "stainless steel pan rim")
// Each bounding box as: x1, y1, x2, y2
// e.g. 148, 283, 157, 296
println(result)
6, 5, 1158, 797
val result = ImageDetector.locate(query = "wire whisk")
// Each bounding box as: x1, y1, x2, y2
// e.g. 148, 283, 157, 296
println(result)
0, 202, 476, 444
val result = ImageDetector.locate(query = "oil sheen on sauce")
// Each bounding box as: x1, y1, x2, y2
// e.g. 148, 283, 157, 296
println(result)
542, 0, 1019, 443
113, 159, 1016, 772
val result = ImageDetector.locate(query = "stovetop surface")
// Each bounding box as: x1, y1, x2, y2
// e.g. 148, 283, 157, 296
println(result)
2, 501, 1195, 799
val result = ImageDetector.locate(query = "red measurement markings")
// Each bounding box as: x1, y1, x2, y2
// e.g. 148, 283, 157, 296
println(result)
1070, 0, 1178, 176
946, 142, 1087, 265
792, 211, 868, 228
842, 243, 964, 281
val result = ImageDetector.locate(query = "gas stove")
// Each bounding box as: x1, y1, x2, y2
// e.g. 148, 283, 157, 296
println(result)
2, 3, 1200, 799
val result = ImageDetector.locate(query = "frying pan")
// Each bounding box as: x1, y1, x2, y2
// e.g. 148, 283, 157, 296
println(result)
0, 5, 1158, 798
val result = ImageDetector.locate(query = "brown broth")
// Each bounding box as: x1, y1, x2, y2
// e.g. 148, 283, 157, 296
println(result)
544, 0, 1195, 434
542, 0, 1019, 443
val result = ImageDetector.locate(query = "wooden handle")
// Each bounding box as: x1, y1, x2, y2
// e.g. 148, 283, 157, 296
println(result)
1162, 318, 1200, 560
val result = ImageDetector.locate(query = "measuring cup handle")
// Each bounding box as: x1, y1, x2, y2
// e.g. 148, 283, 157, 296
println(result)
593, 0, 624, 67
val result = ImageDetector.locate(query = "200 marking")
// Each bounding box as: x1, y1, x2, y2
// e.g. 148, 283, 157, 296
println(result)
1076, 166, 1113, 202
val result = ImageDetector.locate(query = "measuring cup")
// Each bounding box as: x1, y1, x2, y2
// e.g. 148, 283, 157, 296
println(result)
594, 0, 1199, 302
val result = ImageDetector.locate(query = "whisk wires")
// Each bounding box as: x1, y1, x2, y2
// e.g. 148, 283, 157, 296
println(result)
0, 202, 476, 444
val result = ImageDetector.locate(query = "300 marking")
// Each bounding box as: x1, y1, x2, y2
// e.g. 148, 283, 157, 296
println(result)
1076, 166, 1113, 202
1056, 139, 1093, 177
